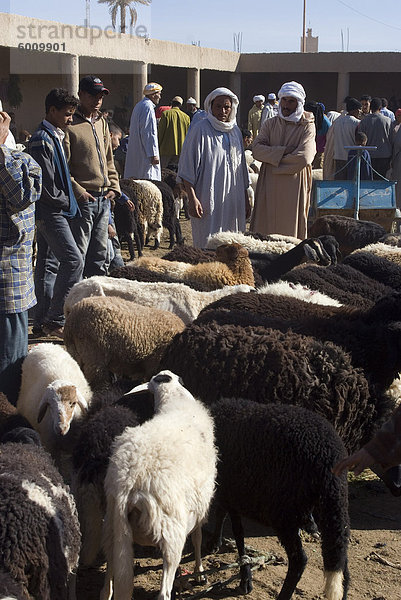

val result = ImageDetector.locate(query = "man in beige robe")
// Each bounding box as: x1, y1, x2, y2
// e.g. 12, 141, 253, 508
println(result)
250, 81, 316, 239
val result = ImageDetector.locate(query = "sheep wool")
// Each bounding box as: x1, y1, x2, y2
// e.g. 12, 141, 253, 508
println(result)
206, 230, 298, 254
64, 296, 186, 388
0, 440, 80, 599
64, 276, 253, 324
160, 321, 382, 452
210, 398, 349, 600
132, 243, 255, 290
101, 371, 217, 600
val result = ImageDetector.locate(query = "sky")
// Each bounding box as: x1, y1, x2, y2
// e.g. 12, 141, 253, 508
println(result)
2, 0, 401, 54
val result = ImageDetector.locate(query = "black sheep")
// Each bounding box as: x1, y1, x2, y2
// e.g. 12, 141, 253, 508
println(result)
343, 250, 401, 291
210, 398, 350, 600
113, 197, 143, 260
151, 179, 184, 248
309, 214, 386, 256
196, 291, 401, 394
72, 386, 154, 566
0, 438, 80, 599
160, 321, 383, 452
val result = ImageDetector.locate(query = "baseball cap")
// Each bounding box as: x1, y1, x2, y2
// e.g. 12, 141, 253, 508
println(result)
79, 76, 109, 95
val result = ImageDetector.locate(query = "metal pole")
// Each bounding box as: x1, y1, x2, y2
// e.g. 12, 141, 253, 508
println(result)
354, 150, 361, 220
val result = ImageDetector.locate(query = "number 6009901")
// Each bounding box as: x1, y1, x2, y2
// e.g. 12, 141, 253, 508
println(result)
18, 42, 66, 51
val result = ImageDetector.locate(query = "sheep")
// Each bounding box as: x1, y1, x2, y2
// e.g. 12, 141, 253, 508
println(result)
130, 243, 255, 290
64, 276, 253, 325
113, 198, 143, 260
161, 167, 189, 219
64, 296, 186, 388
309, 214, 387, 256
162, 237, 340, 288
109, 263, 213, 290
210, 398, 349, 600
350, 241, 401, 267
71, 385, 154, 566
160, 321, 392, 452
16, 343, 92, 453
0, 569, 26, 599
206, 230, 299, 254
100, 370, 217, 600
120, 178, 164, 249
150, 179, 184, 248
343, 249, 401, 291
282, 262, 393, 308
0, 432, 80, 600
257, 280, 342, 307
195, 290, 401, 395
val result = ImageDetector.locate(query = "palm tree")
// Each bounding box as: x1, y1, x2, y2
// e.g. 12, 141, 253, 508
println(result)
98, 0, 151, 34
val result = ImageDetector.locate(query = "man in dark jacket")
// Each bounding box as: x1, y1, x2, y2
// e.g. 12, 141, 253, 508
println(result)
29, 88, 83, 338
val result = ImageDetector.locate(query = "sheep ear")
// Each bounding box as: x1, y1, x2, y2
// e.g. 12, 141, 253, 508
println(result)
124, 382, 150, 396
37, 402, 49, 423
76, 395, 88, 413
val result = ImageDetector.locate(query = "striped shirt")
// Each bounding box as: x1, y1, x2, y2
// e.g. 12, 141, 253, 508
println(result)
0, 144, 42, 313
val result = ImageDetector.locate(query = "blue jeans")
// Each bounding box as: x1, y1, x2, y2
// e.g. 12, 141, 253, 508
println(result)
0, 311, 28, 405
70, 195, 110, 278
34, 212, 84, 328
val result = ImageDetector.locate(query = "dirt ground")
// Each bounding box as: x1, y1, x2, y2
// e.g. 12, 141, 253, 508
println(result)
75, 473, 401, 600
31, 217, 401, 599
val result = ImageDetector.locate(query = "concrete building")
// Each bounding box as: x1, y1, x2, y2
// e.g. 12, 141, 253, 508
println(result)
1, 12, 400, 135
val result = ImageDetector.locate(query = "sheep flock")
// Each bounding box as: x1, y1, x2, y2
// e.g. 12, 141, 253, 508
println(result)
2, 214, 401, 599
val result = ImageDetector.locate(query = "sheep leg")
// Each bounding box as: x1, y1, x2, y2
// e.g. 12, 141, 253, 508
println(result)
99, 565, 113, 600
68, 572, 77, 600
191, 525, 206, 584
229, 510, 252, 594
167, 223, 176, 249
175, 219, 184, 245
154, 229, 161, 250
205, 504, 227, 553
276, 530, 307, 600
158, 540, 185, 600
127, 233, 137, 260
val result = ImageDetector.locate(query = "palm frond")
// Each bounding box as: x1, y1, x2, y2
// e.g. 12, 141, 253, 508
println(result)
111, 4, 119, 28
128, 6, 137, 27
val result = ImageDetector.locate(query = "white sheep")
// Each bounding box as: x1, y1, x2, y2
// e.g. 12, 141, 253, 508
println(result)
257, 280, 342, 307
100, 370, 217, 600
64, 276, 254, 324
17, 343, 92, 452
206, 230, 300, 254
120, 178, 164, 249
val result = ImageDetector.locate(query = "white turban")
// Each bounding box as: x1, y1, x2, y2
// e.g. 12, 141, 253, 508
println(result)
253, 95, 265, 103
204, 87, 239, 132
278, 81, 306, 122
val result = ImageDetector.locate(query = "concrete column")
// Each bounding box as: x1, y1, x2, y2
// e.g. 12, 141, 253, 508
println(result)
133, 61, 148, 106
337, 72, 350, 111
229, 72, 242, 124
187, 68, 200, 106
62, 54, 79, 95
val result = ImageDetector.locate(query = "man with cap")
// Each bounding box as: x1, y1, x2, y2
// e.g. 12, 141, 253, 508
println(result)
186, 97, 198, 121
124, 82, 163, 181
248, 95, 265, 139
158, 96, 190, 168
260, 92, 279, 127
250, 81, 316, 239
64, 75, 120, 278
329, 97, 362, 180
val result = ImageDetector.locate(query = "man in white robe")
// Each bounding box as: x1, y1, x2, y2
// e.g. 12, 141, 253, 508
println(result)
178, 87, 250, 248
124, 82, 162, 180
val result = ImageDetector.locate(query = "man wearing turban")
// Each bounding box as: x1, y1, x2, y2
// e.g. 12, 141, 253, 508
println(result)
124, 82, 163, 180
248, 95, 265, 139
250, 81, 316, 239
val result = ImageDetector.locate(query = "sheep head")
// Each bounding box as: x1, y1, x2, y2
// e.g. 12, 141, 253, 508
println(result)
38, 380, 89, 436
216, 243, 249, 263
126, 370, 190, 412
